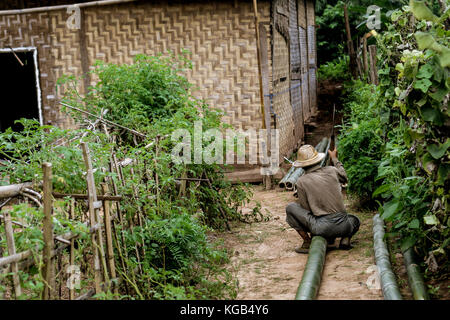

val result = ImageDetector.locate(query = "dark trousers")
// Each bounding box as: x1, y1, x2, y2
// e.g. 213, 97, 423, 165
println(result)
285, 202, 360, 241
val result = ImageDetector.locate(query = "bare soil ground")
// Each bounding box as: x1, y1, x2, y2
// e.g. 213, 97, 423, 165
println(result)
221, 185, 384, 300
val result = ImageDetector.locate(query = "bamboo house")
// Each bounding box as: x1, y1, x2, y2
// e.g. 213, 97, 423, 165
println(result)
0, 0, 318, 162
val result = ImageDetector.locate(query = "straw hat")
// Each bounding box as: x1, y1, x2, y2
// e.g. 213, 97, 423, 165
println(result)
292, 144, 325, 168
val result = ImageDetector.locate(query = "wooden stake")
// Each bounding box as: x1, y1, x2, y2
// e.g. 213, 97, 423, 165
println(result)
4, 211, 22, 298
42, 162, 55, 300
101, 183, 118, 296
110, 155, 143, 277
369, 45, 378, 85
108, 160, 131, 295
363, 37, 369, 80
80, 143, 103, 295
69, 199, 75, 300
252, 0, 266, 130
344, 3, 358, 78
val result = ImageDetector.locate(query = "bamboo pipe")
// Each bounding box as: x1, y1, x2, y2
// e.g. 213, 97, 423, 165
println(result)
373, 214, 403, 300
403, 247, 430, 300
285, 168, 305, 191
278, 166, 296, 189
0, 0, 138, 16
295, 236, 328, 300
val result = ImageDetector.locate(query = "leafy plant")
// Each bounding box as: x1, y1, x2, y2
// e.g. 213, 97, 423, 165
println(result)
318, 55, 350, 81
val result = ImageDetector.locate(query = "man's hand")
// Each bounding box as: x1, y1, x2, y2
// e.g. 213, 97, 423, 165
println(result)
328, 148, 338, 160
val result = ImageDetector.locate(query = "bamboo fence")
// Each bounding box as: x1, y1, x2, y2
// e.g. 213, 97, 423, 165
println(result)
0, 140, 148, 300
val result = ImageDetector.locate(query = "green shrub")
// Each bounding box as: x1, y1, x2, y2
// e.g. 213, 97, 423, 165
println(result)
318, 55, 350, 81
338, 80, 384, 200
339, 119, 383, 199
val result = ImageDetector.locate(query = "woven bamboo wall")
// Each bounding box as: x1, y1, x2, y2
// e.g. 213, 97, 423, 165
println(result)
297, 0, 310, 123
288, 0, 303, 145
306, 0, 317, 118
0, 0, 271, 131
272, 0, 295, 159
0, 10, 81, 127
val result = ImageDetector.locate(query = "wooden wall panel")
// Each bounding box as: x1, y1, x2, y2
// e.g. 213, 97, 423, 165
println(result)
0, 1, 272, 132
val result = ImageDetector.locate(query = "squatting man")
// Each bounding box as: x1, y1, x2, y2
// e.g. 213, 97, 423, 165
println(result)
285, 144, 360, 253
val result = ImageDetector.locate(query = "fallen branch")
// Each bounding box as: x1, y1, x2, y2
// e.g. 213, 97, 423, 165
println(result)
60, 102, 147, 138
0, 182, 34, 199
52, 192, 124, 201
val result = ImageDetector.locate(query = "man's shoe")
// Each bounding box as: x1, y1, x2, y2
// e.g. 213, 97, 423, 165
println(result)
295, 241, 311, 254
339, 237, 353, 250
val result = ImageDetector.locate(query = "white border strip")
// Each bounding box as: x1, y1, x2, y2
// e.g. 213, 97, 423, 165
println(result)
0, 46, 43, 125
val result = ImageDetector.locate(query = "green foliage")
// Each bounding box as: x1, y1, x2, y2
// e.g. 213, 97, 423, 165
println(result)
338, 80, 384, 200
318, 55, 350, 81
316, 0, 404, 66
0, 119, 112, 193
340, 2, 449, 280
122, 212, 236, 299
0, 202, 90, 300
1, 52, 260, 299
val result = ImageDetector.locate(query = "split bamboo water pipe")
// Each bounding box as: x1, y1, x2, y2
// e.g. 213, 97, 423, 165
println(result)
295, 236, 328, 300
403, 247, 429, 300
373, 214, 403, 300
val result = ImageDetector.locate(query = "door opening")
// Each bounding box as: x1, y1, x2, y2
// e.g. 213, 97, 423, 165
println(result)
0, 47, 42, 132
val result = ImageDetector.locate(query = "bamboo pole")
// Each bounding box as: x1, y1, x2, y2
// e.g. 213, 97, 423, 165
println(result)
83, 143, 110, 287
42, 162, 55, 300
295, 236, 327, 300
80, 142, 103, 294
4, 211, 22, 298
52, 192, 123, 201
69, 199, 75, 300
0, 247, 35, 268
373, 214, 403, 300
0, 182, 34, 199
111, 154, 143, 276
0, 0, 138, 16
252, 0, 266, 130
403, 247, 429, 300
108, 159, 132, 295
1, 213, 115, 272
101, 183, 118, 296
253, 0, 273, 190
153, 135, 161, 209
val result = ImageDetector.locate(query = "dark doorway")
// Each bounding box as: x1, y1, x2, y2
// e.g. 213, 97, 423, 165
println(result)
0, 50, 41, 132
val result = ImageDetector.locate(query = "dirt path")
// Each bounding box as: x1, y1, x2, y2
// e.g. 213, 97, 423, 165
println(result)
221, 185, 384, 300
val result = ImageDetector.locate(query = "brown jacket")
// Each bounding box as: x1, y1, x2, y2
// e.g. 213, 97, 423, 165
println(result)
295, 159, 348, 217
